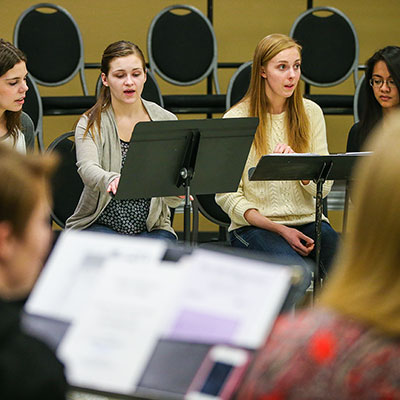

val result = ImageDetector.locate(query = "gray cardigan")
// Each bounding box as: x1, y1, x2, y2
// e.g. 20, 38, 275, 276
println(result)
66, 99, 181, 234
21, 112, 35, 151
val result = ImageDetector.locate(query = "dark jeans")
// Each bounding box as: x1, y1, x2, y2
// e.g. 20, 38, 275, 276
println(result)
85, 223, 177, 242
230, 222, 339, 306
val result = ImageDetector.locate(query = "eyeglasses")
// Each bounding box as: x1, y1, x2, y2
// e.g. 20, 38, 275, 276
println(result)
369, 77, 397, 89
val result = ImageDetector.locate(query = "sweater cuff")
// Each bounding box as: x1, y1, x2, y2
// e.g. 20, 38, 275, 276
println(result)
233, 200, 259, 226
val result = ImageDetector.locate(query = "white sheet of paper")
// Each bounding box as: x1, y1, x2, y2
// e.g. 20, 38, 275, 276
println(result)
26, 231, 167, 322
163, 249, 292, 348
57, 259, 181, 394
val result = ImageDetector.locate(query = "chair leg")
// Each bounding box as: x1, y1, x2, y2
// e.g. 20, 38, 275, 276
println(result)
218, 226, 229, 242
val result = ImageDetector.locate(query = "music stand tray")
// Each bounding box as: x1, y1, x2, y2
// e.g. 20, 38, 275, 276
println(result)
249, 153, 370, 293
115, 118, 258, 242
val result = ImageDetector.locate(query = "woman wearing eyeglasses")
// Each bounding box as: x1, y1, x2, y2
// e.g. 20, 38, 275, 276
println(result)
347, 46, 400, 152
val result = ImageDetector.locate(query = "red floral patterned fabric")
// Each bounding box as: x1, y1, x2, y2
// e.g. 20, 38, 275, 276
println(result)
237, 308, 400, 399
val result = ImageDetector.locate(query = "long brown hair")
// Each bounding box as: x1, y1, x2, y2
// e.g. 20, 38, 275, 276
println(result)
84, 40, 146, 137
0, 39, 27, 143
320, 110, 400, 337
242, 34, 310, 158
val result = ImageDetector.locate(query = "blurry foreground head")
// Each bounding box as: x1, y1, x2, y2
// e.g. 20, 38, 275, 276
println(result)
0, 144, 57, 300
321, 109, 400, 336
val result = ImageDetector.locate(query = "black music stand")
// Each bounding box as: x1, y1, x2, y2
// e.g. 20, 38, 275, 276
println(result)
249, 153, 370, 294
115, 118, 258, 243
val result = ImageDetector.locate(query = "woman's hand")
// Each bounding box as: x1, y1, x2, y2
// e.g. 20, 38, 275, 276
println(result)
107, 177, 120, 195
178, 195, 194, 201
273, 143, 294, 154
279, 226, 314, 256
244, 209, 314, 257
273, 143, 309, 185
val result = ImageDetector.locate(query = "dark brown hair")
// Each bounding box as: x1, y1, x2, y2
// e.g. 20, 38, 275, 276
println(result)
358, 46, 400, 148
0, 39, 27, 143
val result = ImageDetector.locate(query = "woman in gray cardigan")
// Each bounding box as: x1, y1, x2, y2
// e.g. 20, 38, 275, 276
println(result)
66, 41, 180, 239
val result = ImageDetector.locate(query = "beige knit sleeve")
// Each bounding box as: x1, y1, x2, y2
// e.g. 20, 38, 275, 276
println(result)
216, 172, 262, 227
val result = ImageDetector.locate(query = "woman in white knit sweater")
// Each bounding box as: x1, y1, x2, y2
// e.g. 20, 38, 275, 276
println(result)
216, 34, 338, 287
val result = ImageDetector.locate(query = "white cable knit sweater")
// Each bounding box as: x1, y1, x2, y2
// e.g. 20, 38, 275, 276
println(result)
216, 98, 332, 232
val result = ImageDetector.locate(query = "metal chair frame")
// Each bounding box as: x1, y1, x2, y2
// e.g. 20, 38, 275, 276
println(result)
353, 74, 366, 123
225, 61, 252, 110
23, 74, 44, 151
147, 4, 220, 93
14, 3, 88, 95
290, 6, 359, 88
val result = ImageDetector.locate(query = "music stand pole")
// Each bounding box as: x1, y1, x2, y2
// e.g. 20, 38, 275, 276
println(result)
114, 117, 258, 245
179, 167, 194, 244
248, 153, 368, 297
177, 130, 200, 244
313, 161, 333, 295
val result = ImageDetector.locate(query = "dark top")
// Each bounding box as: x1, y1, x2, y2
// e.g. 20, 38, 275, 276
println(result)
346, 122, 362, 152
346, 121, 375, 153
0, 299, 67, 399
96, 139, 151, 234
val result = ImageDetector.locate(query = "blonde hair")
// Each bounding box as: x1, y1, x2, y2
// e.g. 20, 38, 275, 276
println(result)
241, 34, 310, 158
320, 110, 400, 336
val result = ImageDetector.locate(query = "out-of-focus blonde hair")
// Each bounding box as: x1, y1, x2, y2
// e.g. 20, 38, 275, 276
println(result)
320, 109, 400, 336
240, 33, 310, 158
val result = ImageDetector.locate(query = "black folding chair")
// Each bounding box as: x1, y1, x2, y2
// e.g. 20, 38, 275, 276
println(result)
147, 5, 225, 115
47, 131, 83, 228
290, 6, 359, 115
14, 3, 96, 116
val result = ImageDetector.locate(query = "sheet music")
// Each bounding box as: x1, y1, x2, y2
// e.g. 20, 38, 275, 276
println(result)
163, 250, 291, 348
25, 231, 293, 396
26, 231, 167, 322
57, 259, 182, 394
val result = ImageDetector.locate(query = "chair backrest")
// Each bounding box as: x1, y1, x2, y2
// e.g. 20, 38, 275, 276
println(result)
226, 61, 252, 110
47, 131, 83, 228
14, 3, 88, 95
22, 74, 44, 151
353, 74, 367, 123
290, 6, 359, 87
95, 69, 164, 107
147, 5, 220, 93
194, 194, 230, 228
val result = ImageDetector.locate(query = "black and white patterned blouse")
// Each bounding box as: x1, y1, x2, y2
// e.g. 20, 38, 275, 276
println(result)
96, 139, 151, 234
